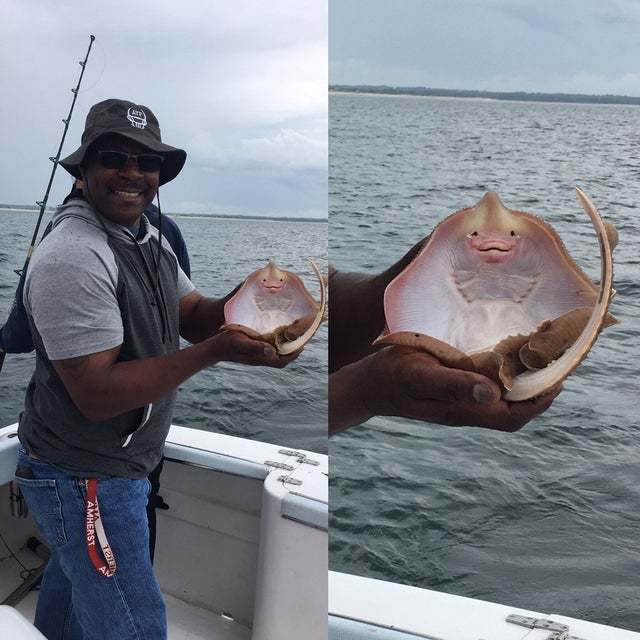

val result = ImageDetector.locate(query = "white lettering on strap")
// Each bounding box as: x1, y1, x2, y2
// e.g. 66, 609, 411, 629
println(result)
85, 478, 117, 577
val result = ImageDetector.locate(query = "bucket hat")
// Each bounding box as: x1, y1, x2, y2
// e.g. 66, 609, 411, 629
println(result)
60, 99, 187, 186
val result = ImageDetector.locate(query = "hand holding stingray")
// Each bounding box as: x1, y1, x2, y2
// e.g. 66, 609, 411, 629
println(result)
224, 260, 327, 355
375, 188, 617, 401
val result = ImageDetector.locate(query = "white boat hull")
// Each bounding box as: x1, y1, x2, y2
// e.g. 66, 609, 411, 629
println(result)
0, 424, 328, 640
329, 570, 640, 640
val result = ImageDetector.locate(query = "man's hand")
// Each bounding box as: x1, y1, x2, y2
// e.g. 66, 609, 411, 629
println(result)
206, 330, 299, 368
330, 346, 560, 435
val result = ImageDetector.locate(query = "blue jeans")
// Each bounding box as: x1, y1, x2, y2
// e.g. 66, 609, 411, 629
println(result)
15, 447, 167, 640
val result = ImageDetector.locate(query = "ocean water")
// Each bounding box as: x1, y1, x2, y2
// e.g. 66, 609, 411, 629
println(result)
0, 211, 327, 454
329, 93, 640, 630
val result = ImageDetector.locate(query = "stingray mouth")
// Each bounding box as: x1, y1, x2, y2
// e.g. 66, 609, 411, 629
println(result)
476, 247, 513, 264
468, 236, 518, 264
261, 280, 285, 293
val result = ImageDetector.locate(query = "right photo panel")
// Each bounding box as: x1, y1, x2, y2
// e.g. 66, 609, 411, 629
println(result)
328, 1, 640, 638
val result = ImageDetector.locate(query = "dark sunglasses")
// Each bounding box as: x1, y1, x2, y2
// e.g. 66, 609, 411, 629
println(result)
96, 150, 165, 173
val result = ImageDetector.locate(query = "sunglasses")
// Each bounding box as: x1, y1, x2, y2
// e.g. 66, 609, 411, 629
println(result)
96, 150, 165, 173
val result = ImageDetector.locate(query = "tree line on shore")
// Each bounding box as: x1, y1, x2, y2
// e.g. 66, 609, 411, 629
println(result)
330, 84, 640, 106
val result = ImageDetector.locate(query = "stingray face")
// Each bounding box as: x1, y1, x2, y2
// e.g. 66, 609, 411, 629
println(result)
466, 230, 519, 264
463, 197, 522, 265
445, 192, 544, 272
258, 261, 287, 293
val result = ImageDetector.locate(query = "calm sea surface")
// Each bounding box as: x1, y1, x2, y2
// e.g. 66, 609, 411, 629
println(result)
329, 93, 640, 630
0, 213, 327, 454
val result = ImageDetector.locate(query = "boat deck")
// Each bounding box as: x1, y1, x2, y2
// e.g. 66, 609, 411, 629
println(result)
10, 591, 250, 640
0, 462, 252, 639
0, 523, 251, 640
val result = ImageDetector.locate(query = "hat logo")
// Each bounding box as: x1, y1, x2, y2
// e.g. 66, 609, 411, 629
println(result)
126, 107, 147, 129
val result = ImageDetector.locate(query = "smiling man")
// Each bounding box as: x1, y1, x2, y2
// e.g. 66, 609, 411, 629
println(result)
15, 98, 294, 640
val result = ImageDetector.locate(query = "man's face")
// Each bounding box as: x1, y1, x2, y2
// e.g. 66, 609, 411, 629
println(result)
80, 134, 160, 226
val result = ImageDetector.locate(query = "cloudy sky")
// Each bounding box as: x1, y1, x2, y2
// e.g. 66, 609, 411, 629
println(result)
1, 1, 327, 217
330, 0, 640, 96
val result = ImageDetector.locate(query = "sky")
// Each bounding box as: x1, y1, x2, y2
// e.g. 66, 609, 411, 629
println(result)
330, 0, 640, 97
1, 1, 327, 217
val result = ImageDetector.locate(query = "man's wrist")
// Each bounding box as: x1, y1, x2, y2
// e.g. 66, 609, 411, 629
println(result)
354, 351, 388, 419
329, 357, 377, 435
201, 334, 224, 366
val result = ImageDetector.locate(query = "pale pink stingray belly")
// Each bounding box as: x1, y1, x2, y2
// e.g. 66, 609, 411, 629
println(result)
226, 286, 315, 334
226, 284, 316, 334
387, 266, 545, 355
223, 260, 327, 355
378, 189, 616, 401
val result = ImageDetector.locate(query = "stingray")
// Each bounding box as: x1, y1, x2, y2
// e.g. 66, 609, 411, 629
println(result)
224, 260, 327, 355
375, 188, 617, 401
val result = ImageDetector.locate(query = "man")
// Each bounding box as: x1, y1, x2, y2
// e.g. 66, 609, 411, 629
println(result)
0, 181, 190, 563
328, 239, 560, 434
15, 98, 295, 640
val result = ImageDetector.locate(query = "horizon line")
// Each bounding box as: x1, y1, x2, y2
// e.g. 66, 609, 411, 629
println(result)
0, 205, 327, 223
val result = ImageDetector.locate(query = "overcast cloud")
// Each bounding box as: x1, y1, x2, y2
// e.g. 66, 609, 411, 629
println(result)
330, 0, 640, 97
1, 0, 327, 217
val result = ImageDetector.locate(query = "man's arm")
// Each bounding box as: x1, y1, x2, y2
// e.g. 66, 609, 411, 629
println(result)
53, 330, 293, 422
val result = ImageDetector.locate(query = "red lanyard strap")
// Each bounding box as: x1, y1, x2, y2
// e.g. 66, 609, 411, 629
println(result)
85, 478, 117, 577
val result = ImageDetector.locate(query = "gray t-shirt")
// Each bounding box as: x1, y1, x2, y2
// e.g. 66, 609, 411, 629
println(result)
24, 207, 194, 360
19, 199, 195, 478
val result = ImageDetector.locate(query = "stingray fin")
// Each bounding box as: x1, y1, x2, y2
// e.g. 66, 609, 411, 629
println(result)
276, 259, 326, 355
283, 312, 317, 340
375, 331, 476, 372
474, 335, 531, 390
222, 323, 263, 340
504, 187, 616, 402
604, 220, 619, 252
519, 307, 617, 371
469, 351, 502, 387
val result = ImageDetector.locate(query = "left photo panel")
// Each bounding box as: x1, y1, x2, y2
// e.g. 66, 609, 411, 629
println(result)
0, 3, 328, 639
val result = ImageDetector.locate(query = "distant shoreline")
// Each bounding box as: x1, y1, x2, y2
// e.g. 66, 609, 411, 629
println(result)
0, 205, 326, 224
330, 84, 640, 106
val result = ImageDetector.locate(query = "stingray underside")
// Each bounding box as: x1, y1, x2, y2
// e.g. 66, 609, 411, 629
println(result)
223, 260, 327, 355
374, 188, 617, 400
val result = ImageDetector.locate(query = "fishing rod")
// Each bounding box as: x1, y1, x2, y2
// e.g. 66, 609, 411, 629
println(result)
0, 35, 95, 373
16, 34, 96, 279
